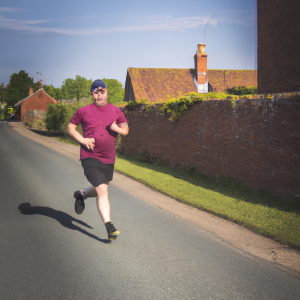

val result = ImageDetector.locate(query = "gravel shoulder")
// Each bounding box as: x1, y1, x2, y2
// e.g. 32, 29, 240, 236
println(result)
9, 121, 300, 277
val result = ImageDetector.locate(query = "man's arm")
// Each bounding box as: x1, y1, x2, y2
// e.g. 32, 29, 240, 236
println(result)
110, 121, 129, 136
67, 122, 95, 150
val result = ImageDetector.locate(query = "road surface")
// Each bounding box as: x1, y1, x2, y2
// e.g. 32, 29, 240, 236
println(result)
0, 121, 299, 299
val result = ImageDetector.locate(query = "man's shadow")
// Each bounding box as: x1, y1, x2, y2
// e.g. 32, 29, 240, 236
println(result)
18, 202, 110, 244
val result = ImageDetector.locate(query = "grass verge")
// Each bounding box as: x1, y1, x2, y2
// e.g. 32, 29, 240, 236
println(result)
114, 154, 300, 249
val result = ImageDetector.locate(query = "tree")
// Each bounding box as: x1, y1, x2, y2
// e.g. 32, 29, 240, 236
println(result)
62, 75, 92, 101
6, 70, 37, 106
43, 85, 55, 98
0, 83, 8, 104
102, 78, 124, 104
44, 85, 63, 100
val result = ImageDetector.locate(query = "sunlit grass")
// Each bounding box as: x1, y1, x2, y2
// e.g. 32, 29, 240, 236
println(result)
115, 155, 300, 248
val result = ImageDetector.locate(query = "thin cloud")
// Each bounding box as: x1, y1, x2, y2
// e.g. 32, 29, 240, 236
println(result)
18, 19, 51, 25
0, 7, 20, 12
215, 10, 255, 27
0, 15, 217, 35
0, 17, 51, 30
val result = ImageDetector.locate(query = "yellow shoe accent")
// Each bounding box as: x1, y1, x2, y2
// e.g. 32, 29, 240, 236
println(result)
108, 230, 120, 240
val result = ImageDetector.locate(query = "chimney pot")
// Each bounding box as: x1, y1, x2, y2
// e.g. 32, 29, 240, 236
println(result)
29, 87, 33, 96
197, 43, 207, 55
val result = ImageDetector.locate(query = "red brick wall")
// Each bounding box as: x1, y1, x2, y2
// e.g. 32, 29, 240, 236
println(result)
20, 90, 56, 121
121, 98, 300, 197
257, 0, 300, 93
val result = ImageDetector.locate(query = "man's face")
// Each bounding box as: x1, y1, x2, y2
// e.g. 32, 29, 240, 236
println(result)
92, 88, 107, 107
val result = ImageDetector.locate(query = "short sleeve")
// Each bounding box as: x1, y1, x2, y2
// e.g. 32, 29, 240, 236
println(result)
116, 108, 127, 124
70, 108, 83, 125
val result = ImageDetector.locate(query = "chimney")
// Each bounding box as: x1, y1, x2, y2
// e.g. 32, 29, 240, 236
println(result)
194, 43, 208, 93
37, 79, 44, 90
29, 87, 33, 96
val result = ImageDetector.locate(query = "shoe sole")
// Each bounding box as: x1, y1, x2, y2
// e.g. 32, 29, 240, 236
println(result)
75, 199, 85, 214
108, 230, 120, 240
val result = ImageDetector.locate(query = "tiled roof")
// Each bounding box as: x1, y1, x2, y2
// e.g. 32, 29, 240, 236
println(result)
125, 68, 257, 102
14, 89, 57, 107
126, 68, 197, 103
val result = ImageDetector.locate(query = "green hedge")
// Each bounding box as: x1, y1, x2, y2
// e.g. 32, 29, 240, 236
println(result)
226, 86, 258, 95
45, 101, 90, 133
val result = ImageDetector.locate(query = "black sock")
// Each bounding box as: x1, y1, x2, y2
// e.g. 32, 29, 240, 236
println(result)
105, 222, 116, 234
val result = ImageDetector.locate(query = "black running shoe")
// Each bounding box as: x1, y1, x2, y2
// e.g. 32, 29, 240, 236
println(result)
105, 222, 120, 240
74, 190, 85, 214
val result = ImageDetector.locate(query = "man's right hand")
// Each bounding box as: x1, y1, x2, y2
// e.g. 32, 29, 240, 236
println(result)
84, 138, 95, 150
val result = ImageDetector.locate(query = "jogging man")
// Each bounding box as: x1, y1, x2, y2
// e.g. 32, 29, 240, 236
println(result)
67, 79, 129, 240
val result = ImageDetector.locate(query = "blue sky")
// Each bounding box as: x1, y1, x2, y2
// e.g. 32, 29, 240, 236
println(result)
0, 0, 256, 88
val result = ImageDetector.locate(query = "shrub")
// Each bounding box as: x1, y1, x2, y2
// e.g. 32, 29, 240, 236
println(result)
226, 86, 258, 95
0, 106, 3, 120
45, 102, 68, 132
160, 92, 227, 121
25, 119, 46, 130
45, 100, 92, 133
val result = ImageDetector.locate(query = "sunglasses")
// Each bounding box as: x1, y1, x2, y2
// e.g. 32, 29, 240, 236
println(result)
93, 89, 106, 95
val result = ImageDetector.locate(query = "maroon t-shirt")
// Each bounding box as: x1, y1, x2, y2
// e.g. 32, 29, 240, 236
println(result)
70, 103, 127, 164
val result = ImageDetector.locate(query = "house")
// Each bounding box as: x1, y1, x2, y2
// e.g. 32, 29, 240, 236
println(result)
124, 44, 257, 103
14, 87, 57, 122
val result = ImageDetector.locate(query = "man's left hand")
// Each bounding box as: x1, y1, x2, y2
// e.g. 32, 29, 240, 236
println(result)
110, 121, 119, 132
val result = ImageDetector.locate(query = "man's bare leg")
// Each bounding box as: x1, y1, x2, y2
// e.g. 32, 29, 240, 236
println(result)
95, 183, 110, 223
95, 183, 120, 240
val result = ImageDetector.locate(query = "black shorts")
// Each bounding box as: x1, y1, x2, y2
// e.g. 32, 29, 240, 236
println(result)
81, 158, 114, 187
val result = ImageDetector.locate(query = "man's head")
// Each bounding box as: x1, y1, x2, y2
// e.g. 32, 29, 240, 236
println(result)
90, 79, 107, 107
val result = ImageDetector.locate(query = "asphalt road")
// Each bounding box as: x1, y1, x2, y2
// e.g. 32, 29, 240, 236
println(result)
0, 121, 300, 300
